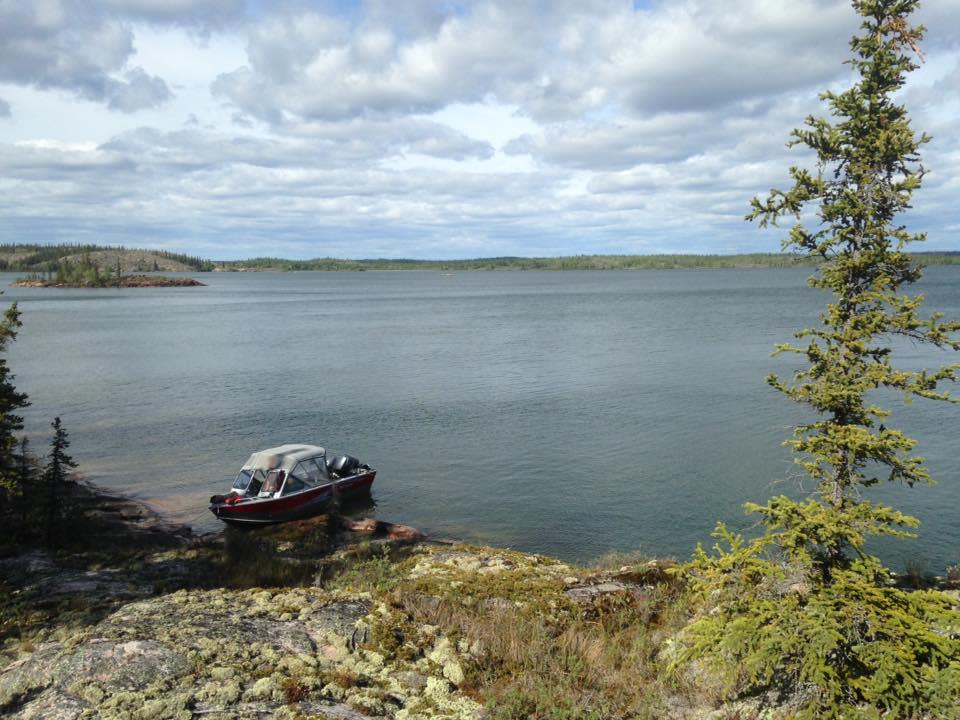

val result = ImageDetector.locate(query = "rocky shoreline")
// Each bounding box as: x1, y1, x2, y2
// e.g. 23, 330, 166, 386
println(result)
2, 482, 958, 719
12, 275, 205, 288
0, 482, 702, 719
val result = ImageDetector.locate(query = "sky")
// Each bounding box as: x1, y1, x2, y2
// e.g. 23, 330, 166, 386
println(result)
0, 0, 958, 260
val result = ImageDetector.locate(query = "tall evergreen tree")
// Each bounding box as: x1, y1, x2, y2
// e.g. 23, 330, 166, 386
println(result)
674, 2, 960, 716
42, 417, 77, 546
0, 304, 30, 500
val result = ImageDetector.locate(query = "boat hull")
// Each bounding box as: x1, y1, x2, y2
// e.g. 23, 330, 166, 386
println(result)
210, 470, 376, 526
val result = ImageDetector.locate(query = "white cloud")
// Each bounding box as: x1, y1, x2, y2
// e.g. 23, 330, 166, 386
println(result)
0, 2, 172, 112
213, 4, 544, 123
601, 1, 854, 114
0, 0, 957, 258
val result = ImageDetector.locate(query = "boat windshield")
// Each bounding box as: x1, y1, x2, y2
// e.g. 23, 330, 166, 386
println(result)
234, 468, 267, 494
233, 469, 253, 491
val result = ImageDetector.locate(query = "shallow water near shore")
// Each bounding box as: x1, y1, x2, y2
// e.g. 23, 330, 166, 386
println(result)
7, 267, 960, 571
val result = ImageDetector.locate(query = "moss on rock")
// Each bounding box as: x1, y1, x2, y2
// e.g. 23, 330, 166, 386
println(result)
3, 523, 699, 720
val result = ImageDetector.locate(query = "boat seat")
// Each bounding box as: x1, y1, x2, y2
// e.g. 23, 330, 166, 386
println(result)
260, 470, 284, 495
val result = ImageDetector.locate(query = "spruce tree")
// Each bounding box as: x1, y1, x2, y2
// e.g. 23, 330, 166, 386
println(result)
42, 417, 77, 546
12, 437, 34, 538
674, 2, 960, 716
0, 304, 30, 499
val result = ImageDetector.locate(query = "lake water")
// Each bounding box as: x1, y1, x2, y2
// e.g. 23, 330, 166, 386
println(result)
6, 268, 959, 571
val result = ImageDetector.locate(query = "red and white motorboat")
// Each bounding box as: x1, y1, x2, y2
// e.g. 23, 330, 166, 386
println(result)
209, 444, 376, 526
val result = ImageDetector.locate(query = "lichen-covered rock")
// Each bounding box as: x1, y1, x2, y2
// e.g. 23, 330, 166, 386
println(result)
0, 550, 151, 602
4, 536, 587, 720
60, 639, 192, 690
313, 599, 372, 641
564, 579, 646, 603
0, 638, 192, 718
8, 687, 89, 720
98, 688, 193, 719
300, 701, 387, 719
0, 642, 62, 707
5, 480, 545, 720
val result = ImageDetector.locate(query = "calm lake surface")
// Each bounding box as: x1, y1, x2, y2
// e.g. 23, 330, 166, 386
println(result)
7, 268, 959, 570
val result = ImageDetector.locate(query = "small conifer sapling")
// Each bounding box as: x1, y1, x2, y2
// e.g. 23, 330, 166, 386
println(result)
43, 417, 77, 546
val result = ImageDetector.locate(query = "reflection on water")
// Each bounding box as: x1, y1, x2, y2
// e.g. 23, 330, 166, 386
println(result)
6, 268, 960, 570
336, 490, 377, 518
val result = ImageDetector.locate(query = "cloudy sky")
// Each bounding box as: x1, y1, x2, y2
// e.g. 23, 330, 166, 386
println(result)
1, 0, 958, 260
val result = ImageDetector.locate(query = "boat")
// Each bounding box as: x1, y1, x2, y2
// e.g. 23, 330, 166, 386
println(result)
209, 444, 376, 526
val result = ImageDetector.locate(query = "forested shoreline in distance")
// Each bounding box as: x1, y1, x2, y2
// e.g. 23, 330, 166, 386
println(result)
3, 243, 960, 274
218, 251, 960, 271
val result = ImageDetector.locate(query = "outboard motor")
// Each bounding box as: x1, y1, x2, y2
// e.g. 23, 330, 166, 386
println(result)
327, 455, 362, 477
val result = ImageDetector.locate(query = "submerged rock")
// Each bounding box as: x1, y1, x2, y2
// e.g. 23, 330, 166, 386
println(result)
341, 518, 425, 542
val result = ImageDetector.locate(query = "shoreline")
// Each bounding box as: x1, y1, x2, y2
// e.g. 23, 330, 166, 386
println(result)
2, 480, 956, 718
0, 478, 690, 719
54, 478, 426, 548
12, 275, 205, 288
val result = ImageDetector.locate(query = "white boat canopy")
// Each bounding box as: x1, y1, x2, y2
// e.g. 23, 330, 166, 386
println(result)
241, 444, 326, 473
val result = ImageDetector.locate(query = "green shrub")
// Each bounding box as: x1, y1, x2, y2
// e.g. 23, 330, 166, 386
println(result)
676, 509, 960, 718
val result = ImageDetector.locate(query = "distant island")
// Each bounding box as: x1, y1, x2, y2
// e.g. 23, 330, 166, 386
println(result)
1, 244, 212, 273
3, 242, 960, 275
5, 246, 207, 288
14, 274, 205, 288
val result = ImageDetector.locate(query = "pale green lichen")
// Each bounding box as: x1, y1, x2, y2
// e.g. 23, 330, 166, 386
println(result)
348, 688, 391, 715
98, 689, 192, 720
209, 665, 236, 681
4, 542, 571, 720
71, 681, 106, 705
196, 678, 241, 705
426, 638, 464, 686
242, 675, 277, 701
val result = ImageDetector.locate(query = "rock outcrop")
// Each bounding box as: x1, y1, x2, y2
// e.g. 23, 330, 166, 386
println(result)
0, 550, 495, 719
0, 486, 694, 719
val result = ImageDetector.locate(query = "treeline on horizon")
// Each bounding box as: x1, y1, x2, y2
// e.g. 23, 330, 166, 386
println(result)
218, 250, 960, 271
3, 243, 960, 272
226, 252, 819, 271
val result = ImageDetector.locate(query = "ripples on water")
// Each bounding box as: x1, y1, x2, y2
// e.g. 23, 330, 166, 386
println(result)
7, 268, 959, 570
